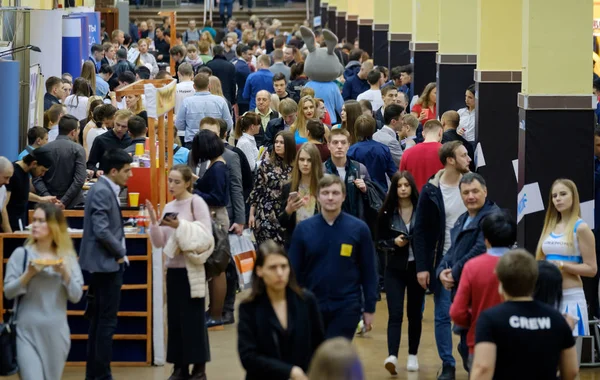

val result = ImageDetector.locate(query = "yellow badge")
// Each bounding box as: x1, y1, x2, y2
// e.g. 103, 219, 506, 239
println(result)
340, 244, 353, 257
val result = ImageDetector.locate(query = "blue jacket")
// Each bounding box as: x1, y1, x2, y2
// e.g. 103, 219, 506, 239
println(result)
347, 139, 397, 191
289, 212, 378, 313
305, 81, 344, 124
437, 199, 500, 297
233, 58, 251, 106
242, 69, 274, 110
343, 61, 361, 80
44, 93, 60, 111
342, 74, 369, 101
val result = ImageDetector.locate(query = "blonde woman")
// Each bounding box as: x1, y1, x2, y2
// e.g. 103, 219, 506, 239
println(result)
209, 75, 234, 117
4, 203, 83, 380
124, 93, 148, 123
291, 96, 317, 145
80, 61, 97, 95
536, 179, 597, 336
308, 338, 365, 380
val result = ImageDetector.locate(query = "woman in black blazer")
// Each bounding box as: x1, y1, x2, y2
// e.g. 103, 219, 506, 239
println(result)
278, 143, 323, 248
375, 171, 425, 375
238, 240, 325, 380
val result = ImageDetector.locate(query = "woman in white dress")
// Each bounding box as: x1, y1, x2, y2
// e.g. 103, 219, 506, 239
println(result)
64, 77, 91, 121
4, 203, 83, 380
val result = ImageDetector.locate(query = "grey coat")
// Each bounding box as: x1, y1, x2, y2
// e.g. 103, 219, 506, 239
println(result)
269, 62, 291, 82
79, 177, 126, 273
373, 126, 403, 167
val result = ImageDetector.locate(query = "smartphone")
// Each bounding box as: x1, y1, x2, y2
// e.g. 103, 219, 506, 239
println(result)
288, 192, 299, 201
163, 212, 179, 220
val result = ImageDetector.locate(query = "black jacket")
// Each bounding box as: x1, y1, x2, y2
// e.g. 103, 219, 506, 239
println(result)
278, 183, 319, 248
413, 169, 446, 292
225, 143, 254, 201
442, 129, 476, 172
238, 289, 324, 380
263, 117, 286, 151
376, 208, 415, 271
256, 111, 280, 148
87, 130, 132, 172
206, 55, 237, 106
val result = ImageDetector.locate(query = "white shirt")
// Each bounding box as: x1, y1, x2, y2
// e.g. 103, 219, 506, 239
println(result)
336, 166, 346, 181
406, 223, 414, 261
440, 181, 466, 255
0, 186, 6, 212
48, 126, 59, 142
65, 95, 89, 121
236, 133, 259, 171
356, 89, 383, 111
86, 127, 108, 157
457, 107, 475, 142
175, 81, 195, 116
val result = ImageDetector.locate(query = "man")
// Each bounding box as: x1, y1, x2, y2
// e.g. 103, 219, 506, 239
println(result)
588, 126, 600, 320
254, 90, 279, 147
176, 73, 234, 148
272, 72, 291, 101
80, 149, 132, 380
289, 174, 377, 341
182, 19, 200, 45
471, 250, 578, 380
373, 104, 404, 166
388, 66, 403, 89
124, 116, 148, 155
283, 45, 296, 67
17, 126, 48, 160
233, 44, 252, 116
323, 128, 371, 219
101, 42, 116, 67
450, 211, 516, 372
89, 43, 105, 73
111, 29, 125, 49
400, 114, 419, 150
357, 69, 385, 111
343, 49, 363, 80
374, 85, 399, 127
347, 115, 397, 191
174, 63, 195, 117
413, 141, 471, 380
269, 49, 291, 82
110, 48, 136, 90
441, 111, 475, 171
342, 60, 372, 101
5, 152, 55, 231
264, 98, 298, 151
88, 109, 134, 175
221, 34, 237, 61
169, 45, 187, 80
154, 27, 170, 64
400, 119, 444, 191
206, 45, 237, 106
399, 64, 414, 105
0, 157, 14, 233
33, 115, 87, 209
44, 76, 65, 111
242, 55, 275, 111
96, 64, 113, 98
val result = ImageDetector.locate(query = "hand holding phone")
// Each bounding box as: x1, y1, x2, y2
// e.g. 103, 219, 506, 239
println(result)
160, 212, 179, 226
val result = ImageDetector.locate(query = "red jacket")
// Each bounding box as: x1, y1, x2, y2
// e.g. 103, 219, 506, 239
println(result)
449, 250, 506, 353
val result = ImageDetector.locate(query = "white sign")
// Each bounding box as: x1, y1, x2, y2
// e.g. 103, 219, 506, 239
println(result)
517, 182, 545, 223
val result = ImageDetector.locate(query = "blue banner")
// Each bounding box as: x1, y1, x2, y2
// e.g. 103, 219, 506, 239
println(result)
0, 61, 21, 159
62, 17, 82, 78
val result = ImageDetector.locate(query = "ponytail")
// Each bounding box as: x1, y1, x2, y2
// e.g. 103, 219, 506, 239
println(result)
234, 112, 261, 140
44, 104, 65, 130
43, 110, 50, 130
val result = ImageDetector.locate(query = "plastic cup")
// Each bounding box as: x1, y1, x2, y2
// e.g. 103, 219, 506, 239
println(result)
135, 143, 145, 156
129, 193, 140, 207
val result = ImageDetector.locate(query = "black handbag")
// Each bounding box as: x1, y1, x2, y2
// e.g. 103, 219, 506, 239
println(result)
0, 248, 28, 376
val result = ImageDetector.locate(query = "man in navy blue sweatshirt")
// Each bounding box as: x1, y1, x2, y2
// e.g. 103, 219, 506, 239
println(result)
289, 174, 378, 341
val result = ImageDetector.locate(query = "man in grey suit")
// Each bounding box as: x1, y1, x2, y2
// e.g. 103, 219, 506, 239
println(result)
269, 49, 291, 82
33, 115, 87, 209
373, 103, 405, 167
79, 149, 133, 380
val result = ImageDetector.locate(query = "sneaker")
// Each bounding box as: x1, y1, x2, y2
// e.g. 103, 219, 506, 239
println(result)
437, 364, 455, 380
407, 355, 419, 372
384, 355, 398, 375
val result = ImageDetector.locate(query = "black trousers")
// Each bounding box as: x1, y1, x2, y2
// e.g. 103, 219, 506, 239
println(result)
167, 268, 211, 366
223, 258, 238, 315
86, 265, 124, 380
384, 261, 425, 357
321, 303, 362, 341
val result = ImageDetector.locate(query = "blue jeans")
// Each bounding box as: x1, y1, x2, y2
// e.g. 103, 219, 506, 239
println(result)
434, 282, 455, 367
219, 2, 233, 25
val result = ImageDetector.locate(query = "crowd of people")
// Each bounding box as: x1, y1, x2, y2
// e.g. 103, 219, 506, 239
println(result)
0, 11, 598, 380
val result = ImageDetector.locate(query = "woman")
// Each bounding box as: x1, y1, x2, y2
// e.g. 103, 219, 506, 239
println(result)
209, 76, 234, 117
308, 338, 365, 380
191, 129, 230, 328
64, 77, 91, 121
248, 131, 295, 245
235, 112, 261, 171
411, 82, 437, 125
242, 29, 254, 44
124, 93, 148, 124
4, 203, 83, 380
186, 44, 204, 71
291, 96, 317, 144
333, 100, 362, 145
301, 119, 330, 162
44, 104, 66, 142
457, 84, 475, 142
79, 96, 103, 146
147, 165, 213, 380
376, 171, 424, 374
200, 31, 216, 50
238, 240, 324, 380
135, 38, 159, 77
80, 61, 97, 95
536, 179, 597, 336
279, 143, 323, 248
256, 27, 266, 49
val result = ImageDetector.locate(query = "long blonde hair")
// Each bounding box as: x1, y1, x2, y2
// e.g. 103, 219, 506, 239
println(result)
26, 204, 76, 261
535, 179, 582, 260
291, 96, 317, 139
209, 76, 224, 97
81, 61, 97, 94
308, 338, 364, 380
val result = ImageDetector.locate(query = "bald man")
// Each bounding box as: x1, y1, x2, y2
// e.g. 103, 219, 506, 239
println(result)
0, 156, 14, 232
441, 110, 475, 171
242, 54, 275, 111
254, 90, 280, 147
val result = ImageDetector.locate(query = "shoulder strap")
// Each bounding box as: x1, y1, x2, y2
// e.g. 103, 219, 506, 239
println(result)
173, 145, 181, 155
190, 196, 196, 221
574, 219, 584, 234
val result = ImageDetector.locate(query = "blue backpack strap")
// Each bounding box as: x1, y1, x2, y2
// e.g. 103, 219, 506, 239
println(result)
574, 219, 584, 234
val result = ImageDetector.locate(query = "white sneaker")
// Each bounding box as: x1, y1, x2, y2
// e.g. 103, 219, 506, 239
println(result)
384, 355, 398, 375
407, 354, 419, 372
